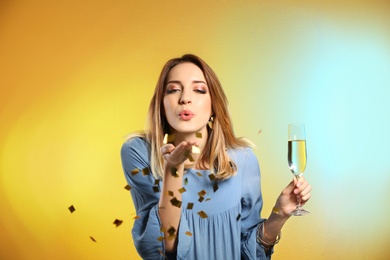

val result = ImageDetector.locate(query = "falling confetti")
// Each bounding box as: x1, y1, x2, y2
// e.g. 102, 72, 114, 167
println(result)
184, 177, 188, 185
113, 219, 123, 227
157, 236, 164, 242
187, 203, 194, 210
124, 184, 131, 191
142, 167, 150, 176
131, 168, 139, 176
196, 172, 202, 177
208, 174, 216, 181
236, 214, 241, 221
167, 226, 176, 240
185, 231, 193, 236
213, 183, 219, 192
198, 197, 204, 203
258, 129, 262, 135
90, 236, 97, 242
68, 205, 75, 213
196, 132, 202, 138
163, 134, 168, 144
198, 190, 206, 197
192, 146, 200, 154
170, 197, 182, 208
170, 167, 179, 178
133, 215, 141, 220
198, 211, 208, 219
178, 187, 186, 193
153, 186, 160, 193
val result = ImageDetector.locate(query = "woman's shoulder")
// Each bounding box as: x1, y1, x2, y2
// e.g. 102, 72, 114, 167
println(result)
228, 146, 256, 161
121, 135, 150, 156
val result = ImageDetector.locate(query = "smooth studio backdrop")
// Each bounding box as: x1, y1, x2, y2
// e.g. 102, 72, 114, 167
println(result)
1, 1, 389, 259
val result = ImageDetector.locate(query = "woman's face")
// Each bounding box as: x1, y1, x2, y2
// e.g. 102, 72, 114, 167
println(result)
163, 62, 212, 136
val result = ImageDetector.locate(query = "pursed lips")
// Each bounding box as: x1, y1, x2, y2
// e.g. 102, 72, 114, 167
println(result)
178, 110, 194, 120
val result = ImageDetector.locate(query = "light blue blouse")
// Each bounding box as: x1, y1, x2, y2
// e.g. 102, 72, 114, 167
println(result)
121, 137, 272, 260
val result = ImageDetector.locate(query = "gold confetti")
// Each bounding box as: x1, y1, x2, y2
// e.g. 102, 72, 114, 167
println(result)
90, 236, 97, 242
229, 161, 233, 168
187, 203, 194, 210
167, 226, 176, 240
170, 197, 182, 208
154, 179, 160, 185
131, 168, 139, 175
213, 183, 219, 192
113, 219, 123, 227
192, 146, 200, 154
198, 196, 204, 203
68, 205, 75, 213
198, 211, 208, 218
184, 177, 188, 185
236, 214, 241, 221
163, 134, 168, 144
258, 129, 262, 135
196, 132, 202, 138
170, 167, 179, 178
205, 198, 211, 202
124, 184, 132, 191
208, 174, 216, 181
160, 226, 166, 233
178, 187, 186, 193
157, 236, 164, 242
165, 190, 174, 197
142, 167, 150, 176
198, 190, 206, 197
185, 231, 193, 236
188, 154, 194, 162
133, 215, 141, 220
153, 186, 160, 193
168, 133, 176, 143
196, 172, 202, 177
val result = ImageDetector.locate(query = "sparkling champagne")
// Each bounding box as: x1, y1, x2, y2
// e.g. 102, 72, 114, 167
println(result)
288, 140, 307, 176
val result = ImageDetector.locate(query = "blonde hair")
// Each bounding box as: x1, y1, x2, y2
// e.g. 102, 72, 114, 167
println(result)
128, 54, 252, 180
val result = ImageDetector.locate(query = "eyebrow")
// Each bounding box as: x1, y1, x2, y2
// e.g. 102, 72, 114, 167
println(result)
167, 80, 207, 85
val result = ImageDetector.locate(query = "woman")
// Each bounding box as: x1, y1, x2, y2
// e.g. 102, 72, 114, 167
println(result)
121, 54, 311, 259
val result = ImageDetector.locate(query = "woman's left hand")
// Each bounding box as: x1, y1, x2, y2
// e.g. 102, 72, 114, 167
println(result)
275, 176, 312, 217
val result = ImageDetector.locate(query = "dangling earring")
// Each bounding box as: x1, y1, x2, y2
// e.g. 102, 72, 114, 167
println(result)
208, 116, 214, 129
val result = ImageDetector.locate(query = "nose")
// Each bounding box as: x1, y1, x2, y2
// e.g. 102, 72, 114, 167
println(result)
179, 91, 191, 104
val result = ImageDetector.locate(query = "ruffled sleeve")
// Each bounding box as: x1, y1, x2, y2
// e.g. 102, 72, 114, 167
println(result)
120, 137, 165, 260
239, 148, 272, 260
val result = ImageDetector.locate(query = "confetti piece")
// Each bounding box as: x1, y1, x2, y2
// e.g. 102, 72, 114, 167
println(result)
158, 249, 165, 257
198, 196, 204, 203
157, 236, 164, 242
133, 215, 141, 220
153, 186, 160, 193
167, 227, 176, 240
187, 203, 194, 210
208, 174, 216, 181
185, 231, 193, 236
205, 198, 211, 202
229, 161, 233, 168
196, 172, 202, 177
213, 183, 219, 192
196, 132, 202, 138
113, 219, 123, 227
160, 226, 166, 232
165, 190, 174, 197
168, 133, 176, 143
90, 236, 97, 242
124, 184, 132, 191
68, 205, 75, 213
236, 214, 241, 221
163, 134, 168, 144
178, 187, 186, 193
198, 211, 208, 219
188, 154, 194, 162
192, 146, 200, 154
170, 197, 182, 208
154, 179, 160, 185
170, 167, 179, 178
142, 167, 150, 176
131, 168, 139, 175
198, 190, 206, 197
258, 129, 262, 135
184, 177, 188, 185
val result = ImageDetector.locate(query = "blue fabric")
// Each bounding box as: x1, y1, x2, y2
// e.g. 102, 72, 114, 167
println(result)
121, 137, 272, 260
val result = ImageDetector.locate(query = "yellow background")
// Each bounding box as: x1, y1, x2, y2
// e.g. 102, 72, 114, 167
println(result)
1, 1, 389, 259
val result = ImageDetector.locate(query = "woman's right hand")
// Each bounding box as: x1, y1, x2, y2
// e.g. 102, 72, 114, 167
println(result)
161, 140, 198, 167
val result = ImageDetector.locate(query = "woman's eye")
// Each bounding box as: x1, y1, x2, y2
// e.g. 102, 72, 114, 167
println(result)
166, 88, 180, 94
194, 88, 207, 94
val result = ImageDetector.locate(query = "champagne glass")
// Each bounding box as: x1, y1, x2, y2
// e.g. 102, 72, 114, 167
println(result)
288, 123, 309, 216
